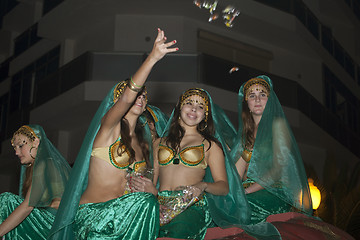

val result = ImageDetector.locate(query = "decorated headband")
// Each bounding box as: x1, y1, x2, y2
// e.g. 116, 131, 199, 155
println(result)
11, 125, 39, 145
243, 77, 270, 101
180, 88, 209, 122
113, 80, 148, 103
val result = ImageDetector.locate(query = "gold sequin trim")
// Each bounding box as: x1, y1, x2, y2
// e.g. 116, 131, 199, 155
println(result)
241, 148, 252, 163
180, 88, 209, 122
109, 140, 131, 169
158, 145, 175, 165
179, 145, 204, 166
113, 81, 128, 103
11, 125, 39, 145
244, 78, 270, 100
158, 194, 205, 207
146, 106, 158, 122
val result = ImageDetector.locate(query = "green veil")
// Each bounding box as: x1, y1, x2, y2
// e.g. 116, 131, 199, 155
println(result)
18, 125, 71, 207
145, 104, 169, 139
160, 88, 251, 227
231, 75, 313, 214
48, 82, 168, 240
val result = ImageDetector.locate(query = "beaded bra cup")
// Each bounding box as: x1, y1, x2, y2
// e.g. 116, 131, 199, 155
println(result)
91, 137, 146, 171
158, 143, 207, 169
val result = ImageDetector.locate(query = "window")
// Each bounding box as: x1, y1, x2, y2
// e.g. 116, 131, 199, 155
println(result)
323, 65, 360, 134
14, 24, 41, 57
9, 46, 60, 112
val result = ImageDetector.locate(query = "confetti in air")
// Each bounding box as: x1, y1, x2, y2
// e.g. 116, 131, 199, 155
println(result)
229, 67, 239, 74
193, 0, 202, 8
192, 0, 240, 27
223, 7, 240, 28
208, 13, 219, 22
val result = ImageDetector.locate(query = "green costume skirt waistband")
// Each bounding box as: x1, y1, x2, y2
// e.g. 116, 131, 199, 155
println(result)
74, 192, 159, 240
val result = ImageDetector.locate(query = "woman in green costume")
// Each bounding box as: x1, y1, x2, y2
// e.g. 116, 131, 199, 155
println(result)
48, 28, 177, 240
0, 125, 71, 239
138, 88, 251, 240
232, 75, 313, 225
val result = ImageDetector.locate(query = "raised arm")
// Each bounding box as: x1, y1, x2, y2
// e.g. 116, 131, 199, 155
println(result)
195, 142, 229, 196
96, 29, 178, 142
0, 187, 34, 237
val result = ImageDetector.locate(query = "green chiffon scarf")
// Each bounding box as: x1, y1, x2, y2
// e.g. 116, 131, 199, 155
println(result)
230, 75, 313, 239
19, 125, 71, 207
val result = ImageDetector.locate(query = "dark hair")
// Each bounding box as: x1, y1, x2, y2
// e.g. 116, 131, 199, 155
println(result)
117, 89, 150, 168
241, 100, 255, 149
165, 95, 221, 152
142, 109, 158, 140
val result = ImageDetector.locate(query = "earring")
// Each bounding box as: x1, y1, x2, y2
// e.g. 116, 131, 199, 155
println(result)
29, 146, 37, 159
198, 122, 207, 132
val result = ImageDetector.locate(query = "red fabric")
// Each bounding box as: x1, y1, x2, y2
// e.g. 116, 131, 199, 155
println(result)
202, 212, 354, 240
204, 227, 245, 239
158, 213, 355, 240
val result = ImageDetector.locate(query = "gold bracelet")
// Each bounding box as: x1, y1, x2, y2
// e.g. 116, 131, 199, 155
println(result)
128, 82, 143, 93
130, 77, 143, 88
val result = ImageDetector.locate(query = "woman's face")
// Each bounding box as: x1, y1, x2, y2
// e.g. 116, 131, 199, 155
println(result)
12, 134, 37, 165
129, 91, 147, 115
246, 84, 268, 116
179, 95, 206, 127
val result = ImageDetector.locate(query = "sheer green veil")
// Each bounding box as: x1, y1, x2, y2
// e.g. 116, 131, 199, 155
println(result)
160, 88, 251, 227
48, 82, 167, 240
231, 75, 313, 214
17, 125, 71, 207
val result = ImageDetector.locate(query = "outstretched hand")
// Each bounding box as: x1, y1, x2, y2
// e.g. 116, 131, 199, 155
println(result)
148, 28, 178, 62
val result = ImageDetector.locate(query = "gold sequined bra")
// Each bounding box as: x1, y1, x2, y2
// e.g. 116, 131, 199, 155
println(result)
91, 137, 146, 171
158, 143, 207, 169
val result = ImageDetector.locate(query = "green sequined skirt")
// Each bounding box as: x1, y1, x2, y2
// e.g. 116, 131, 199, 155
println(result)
158, 190, 212, 240
0, 192, 57, 240
74, 192, 159, 240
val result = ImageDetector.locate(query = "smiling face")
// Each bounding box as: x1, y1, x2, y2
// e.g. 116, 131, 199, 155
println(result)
128, 91, 148, 116
179, 95, 206, 127
246, 84, 268, 116
12, 134, 37, 165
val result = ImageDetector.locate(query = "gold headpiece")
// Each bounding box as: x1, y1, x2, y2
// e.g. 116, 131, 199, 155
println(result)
113, 80, 148, 103
180, 88, 209, 122
113, 81, 128, 102
243, 78, 270, 101
11, 125, 39, 145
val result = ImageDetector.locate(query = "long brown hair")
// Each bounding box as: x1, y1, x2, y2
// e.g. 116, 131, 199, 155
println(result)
241, 100, 255, 149
117, 89, 150, 168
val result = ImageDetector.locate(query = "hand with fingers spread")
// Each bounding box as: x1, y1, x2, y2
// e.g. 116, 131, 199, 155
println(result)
148, 28, 179, 63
